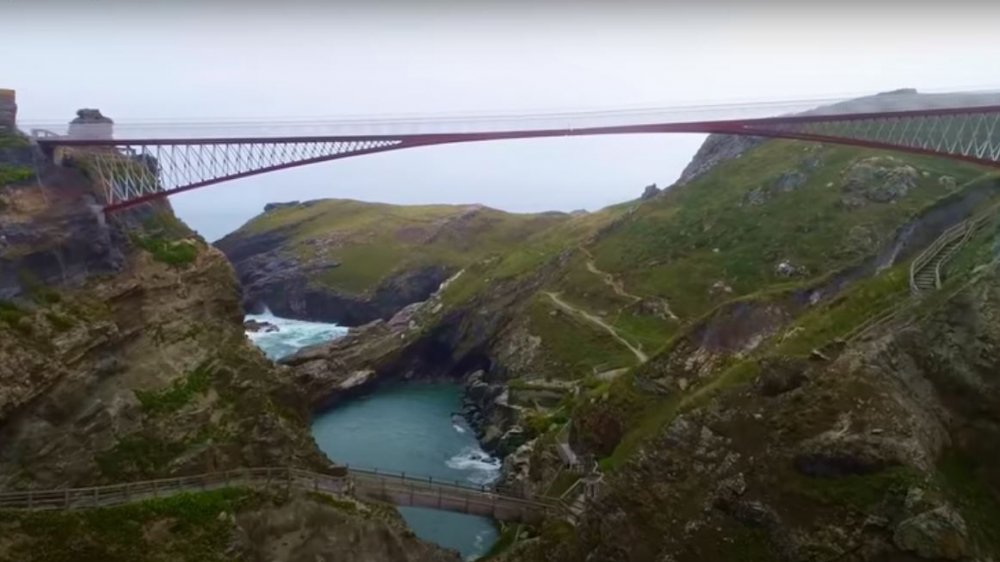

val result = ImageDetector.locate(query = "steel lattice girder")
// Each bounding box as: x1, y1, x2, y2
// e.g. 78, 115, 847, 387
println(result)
41, 104, 1000, 212
77, 138, 405, 210
727, 106, 1000, 166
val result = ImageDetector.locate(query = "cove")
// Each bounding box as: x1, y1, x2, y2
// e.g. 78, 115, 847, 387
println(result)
246, 312, 500, 560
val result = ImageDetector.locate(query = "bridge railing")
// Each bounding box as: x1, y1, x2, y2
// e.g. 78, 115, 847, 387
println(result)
0, 467, 339, 511
0, 466, 561, 517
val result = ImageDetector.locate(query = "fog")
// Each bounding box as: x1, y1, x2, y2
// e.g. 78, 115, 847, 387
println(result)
3, 1, 1000, 240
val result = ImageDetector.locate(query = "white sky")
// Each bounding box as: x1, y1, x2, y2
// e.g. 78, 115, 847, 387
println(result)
3, 1, 1000, 240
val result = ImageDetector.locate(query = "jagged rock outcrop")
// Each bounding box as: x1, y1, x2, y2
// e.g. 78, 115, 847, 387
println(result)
677, 133, 766, 185
0, 141, 124, 300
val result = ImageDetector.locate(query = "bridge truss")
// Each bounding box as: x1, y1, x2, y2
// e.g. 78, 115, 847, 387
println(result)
35, 103, 1000, 212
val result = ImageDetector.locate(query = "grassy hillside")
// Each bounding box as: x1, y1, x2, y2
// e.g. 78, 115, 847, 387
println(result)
436, 141, 992, 388
228, 199, 571, 295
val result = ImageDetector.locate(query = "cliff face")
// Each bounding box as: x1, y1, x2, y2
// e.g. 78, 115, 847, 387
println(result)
0, 127, 459, 561
510, 259, 1000, 561
0, 139, 324, 486
215, 198, 570, 325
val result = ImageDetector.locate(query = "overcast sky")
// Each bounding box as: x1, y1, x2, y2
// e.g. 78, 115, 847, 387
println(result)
4, 1, 1000, 240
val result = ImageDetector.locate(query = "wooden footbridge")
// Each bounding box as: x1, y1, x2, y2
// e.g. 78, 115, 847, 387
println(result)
0, 466, 563, 524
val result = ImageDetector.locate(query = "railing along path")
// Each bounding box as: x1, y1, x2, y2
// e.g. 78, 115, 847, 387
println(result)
0, 466, 562, 524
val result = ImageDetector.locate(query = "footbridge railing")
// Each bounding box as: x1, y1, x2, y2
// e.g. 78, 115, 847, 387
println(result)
0, 466, 561, 524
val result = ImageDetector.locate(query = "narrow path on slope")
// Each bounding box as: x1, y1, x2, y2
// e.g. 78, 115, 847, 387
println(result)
578, 246, 679, 321
543, 291, 648, 363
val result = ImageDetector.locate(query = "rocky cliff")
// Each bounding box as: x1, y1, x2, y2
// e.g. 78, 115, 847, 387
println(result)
215, 198, 570, 325
268, 101, 1000, 560
0, 124, 459, 561
508, 254, 1000, 561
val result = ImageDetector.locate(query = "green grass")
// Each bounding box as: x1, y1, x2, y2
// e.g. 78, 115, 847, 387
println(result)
589, 142, 990, 321
545, 470, 581, 497
95, 435, 189, 481
0, 163, 33, 184
786, 465, 922, 512
936, 450, 1000, 554
774, 266, 910, 356
229, 198, 572, 296
45, 311, 75, 332
0, 131, 31, 149
133, 235, 199, 266
134, 362, 214, 416
305, 492, 359, 514
478, 522, 521, 560
0, 488, 262, 562
0, 300, 26, 325
525, 296, 637, 379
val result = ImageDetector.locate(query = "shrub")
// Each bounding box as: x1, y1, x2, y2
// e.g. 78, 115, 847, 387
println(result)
0, 164, 33, 185
132, 235, 199, 266
135, 362, 214, 415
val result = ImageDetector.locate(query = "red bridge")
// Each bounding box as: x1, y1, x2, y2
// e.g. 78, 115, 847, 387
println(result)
28, 90, 1000, 212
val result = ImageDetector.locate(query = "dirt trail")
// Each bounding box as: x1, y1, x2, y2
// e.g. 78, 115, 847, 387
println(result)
579, 246, 679, 321
544, 291, 648, 363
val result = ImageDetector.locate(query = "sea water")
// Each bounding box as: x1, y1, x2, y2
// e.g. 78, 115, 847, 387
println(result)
245, 311, 499, 560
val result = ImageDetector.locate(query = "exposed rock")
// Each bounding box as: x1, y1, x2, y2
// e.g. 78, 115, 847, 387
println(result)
0, 121, 327, 489
244, 319, 278, 333
678, 134, 766, 185
640, 183, 661, 200
893, 507, 969, 560
841, 156, 919, 207
263, 201, 300, 213
774, 259, 806, 278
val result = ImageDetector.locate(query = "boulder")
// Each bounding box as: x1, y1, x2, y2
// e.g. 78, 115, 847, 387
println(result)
640, 183, 661, 200
893, 506, 968, 560
244, 319, 278, 333
774, 260, 806, 278
938, 175, 958, 191
841, 157, 919, 207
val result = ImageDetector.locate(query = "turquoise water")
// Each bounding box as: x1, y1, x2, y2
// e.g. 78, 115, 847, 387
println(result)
312, 383, 500, 560
246, 313, 499, 560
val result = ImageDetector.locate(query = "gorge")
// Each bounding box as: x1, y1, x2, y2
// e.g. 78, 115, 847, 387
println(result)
3, 88, 1000, 562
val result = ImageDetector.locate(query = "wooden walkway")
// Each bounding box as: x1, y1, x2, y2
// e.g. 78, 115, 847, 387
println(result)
0, 466, 562, 524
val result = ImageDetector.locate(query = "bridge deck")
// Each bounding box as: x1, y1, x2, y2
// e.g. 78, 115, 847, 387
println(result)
0, 467, 561, 523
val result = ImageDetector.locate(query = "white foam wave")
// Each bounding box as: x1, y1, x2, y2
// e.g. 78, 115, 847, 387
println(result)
446, 446, 501, 485
467, 529, 494, 561
452, 423, 467, 434
245, 308, 348, 361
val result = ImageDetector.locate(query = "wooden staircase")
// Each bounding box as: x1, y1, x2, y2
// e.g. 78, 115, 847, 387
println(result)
910, 209, 995, 294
